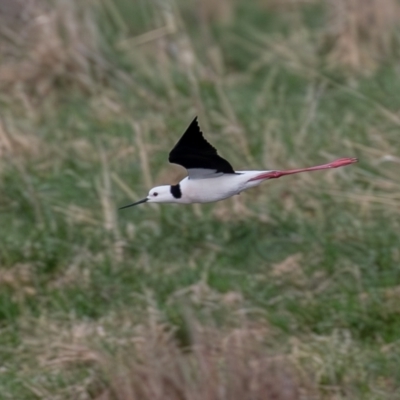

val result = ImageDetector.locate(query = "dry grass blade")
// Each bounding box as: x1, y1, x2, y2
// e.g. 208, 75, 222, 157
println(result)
132, 121, 153, 189
98, 147, 119, 234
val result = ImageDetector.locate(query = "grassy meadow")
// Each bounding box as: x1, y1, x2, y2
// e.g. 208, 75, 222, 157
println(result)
0, 0, 400, 398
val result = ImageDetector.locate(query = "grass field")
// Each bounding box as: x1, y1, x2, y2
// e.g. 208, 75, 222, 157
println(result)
1, 0, 400, 398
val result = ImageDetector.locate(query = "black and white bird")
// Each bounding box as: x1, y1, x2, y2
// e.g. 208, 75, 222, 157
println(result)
120, 117, 357, 209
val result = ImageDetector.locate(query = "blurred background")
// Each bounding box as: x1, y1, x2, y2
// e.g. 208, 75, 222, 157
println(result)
1, 0, 400, 398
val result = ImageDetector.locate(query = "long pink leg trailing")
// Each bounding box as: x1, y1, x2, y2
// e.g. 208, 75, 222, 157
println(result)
248, 157, 358, 181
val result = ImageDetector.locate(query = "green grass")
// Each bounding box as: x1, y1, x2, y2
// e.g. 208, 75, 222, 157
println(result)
0, 0, 400, 398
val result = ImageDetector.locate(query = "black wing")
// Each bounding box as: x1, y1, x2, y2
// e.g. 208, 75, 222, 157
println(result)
168, 117, 235, 175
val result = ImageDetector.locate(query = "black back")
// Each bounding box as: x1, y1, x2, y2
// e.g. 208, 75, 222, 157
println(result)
168, 117, 235, 174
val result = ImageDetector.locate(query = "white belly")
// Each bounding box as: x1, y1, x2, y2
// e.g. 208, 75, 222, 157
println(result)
179, 171, 266, 204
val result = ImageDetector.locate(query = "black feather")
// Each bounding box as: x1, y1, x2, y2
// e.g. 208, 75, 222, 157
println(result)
168, 117, 235, 174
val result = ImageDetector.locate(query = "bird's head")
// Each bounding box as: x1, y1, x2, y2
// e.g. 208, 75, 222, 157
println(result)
119, 185, 175, 209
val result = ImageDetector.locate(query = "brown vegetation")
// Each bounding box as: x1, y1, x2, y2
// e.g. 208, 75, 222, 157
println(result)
96, 320, 303, 400
325, 0, 400, 70
0, 0, 107, 97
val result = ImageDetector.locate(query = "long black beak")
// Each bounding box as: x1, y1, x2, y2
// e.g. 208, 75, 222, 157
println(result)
119, 198, 148, 210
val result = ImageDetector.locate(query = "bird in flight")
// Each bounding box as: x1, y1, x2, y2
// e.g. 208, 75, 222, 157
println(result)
120, 117, 357, 209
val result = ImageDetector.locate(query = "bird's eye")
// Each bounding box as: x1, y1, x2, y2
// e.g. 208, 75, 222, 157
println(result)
153, 192, 158, 197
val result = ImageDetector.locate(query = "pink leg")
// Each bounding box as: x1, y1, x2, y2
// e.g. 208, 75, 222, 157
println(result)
248, 157, 358, 181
